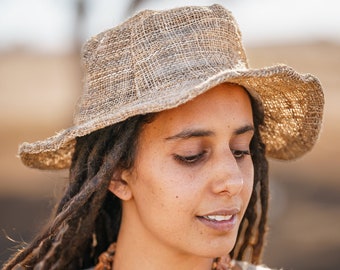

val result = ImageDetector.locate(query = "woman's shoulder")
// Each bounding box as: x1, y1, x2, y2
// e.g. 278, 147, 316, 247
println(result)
235, 260, 280, 270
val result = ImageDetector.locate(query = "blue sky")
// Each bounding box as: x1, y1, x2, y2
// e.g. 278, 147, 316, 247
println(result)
0, 0, 339, 52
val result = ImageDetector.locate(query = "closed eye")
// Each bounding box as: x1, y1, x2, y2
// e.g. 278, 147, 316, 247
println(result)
231, 149, 251, 160
174, 151, 207, 165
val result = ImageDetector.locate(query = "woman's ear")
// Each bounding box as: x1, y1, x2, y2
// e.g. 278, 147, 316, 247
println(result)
108, 169, 133, 201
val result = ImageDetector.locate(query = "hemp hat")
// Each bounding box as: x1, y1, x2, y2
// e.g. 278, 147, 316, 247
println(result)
19, 4, 324, 170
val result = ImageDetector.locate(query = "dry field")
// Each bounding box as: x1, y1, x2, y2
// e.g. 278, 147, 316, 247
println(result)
0, 42, 339, 269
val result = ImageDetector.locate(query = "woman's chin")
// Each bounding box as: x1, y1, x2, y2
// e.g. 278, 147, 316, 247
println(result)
198, 238, 236, 258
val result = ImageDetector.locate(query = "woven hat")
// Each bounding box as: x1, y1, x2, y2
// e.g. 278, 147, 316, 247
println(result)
19, 4, 324, 170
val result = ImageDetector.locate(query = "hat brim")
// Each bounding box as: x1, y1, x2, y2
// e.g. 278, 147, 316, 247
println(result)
19, 64, 324, 169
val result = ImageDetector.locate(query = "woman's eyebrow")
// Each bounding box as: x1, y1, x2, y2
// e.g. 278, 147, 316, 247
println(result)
165, 125, 254, 141
234, 125, 254, 135
165, 129, 214, 141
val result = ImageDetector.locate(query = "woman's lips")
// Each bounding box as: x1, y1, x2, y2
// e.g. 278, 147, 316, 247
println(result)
202, 214, 233, 221
197, 209, 239, 232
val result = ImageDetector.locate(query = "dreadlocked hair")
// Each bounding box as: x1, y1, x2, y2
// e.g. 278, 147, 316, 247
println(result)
230, 93, 269, 264
5, 92, 269, 269
3, 114, 154, 270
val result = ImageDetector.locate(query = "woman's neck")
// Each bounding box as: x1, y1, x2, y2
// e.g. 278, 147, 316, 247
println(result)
115, 232, 214, 270
114, 207, 214, 270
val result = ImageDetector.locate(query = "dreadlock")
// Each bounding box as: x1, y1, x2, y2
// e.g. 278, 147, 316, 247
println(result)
3, 114, 154, 270
230, 93, 269, 264
4, 93, 269, 269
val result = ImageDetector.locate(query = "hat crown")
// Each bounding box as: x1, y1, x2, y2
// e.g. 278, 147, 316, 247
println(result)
75, 4, 248, 125
18, 4, 324, 169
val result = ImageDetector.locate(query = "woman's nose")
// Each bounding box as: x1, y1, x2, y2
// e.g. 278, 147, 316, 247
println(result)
210, 151, 244, 197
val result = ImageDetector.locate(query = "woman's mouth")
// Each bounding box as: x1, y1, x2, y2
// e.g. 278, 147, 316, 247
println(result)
202, 214, 233, 221
197, 210, 239, 232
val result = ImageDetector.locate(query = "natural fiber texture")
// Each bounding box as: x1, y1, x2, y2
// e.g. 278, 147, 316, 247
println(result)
18, 4, 324, 169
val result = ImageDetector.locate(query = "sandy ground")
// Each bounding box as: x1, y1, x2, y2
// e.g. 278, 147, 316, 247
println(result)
0, 43, 339, 269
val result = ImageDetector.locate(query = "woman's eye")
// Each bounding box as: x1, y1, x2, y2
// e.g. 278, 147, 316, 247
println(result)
174, 151, 206, 165
231, 149, 251, 160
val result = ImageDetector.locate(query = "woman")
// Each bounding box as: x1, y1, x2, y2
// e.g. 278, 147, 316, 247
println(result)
4, 4, 324, 270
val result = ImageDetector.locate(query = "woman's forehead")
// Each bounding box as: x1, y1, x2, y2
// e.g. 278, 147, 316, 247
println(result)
142, 83, 253, 137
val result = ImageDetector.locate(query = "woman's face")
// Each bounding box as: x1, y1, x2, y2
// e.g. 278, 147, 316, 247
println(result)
117, 83, 254, 259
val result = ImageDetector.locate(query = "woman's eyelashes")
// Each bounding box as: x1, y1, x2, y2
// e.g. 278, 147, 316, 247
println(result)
173, 148, 251, 166
231, 149, 251, 160
174, 151, 207, 165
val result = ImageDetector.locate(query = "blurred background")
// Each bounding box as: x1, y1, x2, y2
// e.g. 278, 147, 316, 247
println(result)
0, 0, 339, 269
